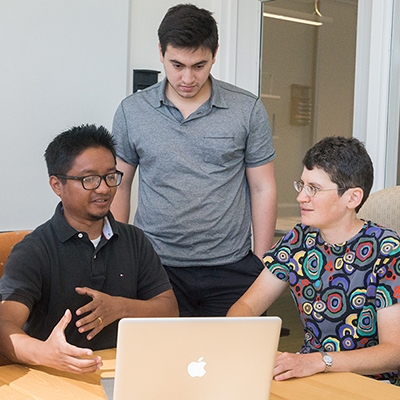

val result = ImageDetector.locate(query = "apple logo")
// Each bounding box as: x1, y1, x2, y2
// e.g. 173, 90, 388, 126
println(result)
187, 357, 207, 377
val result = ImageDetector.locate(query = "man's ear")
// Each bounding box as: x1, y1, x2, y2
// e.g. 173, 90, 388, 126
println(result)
347, 187, 364, 210
212, 45, 220, 65
49, 175, 62, 198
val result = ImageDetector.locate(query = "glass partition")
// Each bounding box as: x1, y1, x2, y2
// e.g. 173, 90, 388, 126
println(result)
259, 0, 358, 227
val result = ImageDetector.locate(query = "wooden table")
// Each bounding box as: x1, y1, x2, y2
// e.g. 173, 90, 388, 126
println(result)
0, 349, 399, 399
0, 349, 114, 399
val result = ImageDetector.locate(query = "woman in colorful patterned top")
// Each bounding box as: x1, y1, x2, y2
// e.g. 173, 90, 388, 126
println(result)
228, 136, 400, 385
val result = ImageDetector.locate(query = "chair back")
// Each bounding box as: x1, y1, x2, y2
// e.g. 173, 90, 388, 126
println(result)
0, 231, 31, 278
357, 185, 400, 234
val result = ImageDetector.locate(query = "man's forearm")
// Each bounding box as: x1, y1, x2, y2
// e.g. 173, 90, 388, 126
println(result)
0, 321, 44, 365
111, 185, 131, 223
110, 159, 137, 223
251, 190, 277, 259
119, 290, 179, 318
246, 163, 277, 259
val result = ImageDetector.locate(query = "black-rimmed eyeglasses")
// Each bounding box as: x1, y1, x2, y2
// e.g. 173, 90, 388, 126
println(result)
55, 171, 123, 190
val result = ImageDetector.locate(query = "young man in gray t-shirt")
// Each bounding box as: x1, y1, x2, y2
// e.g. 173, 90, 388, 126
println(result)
111, 4, 277, 317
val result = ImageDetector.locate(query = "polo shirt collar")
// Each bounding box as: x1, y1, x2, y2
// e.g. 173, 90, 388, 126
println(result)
153, 75, 228, 110
209, 75, 228, 109
51, 202, 118, 243
102, 216, 114, 240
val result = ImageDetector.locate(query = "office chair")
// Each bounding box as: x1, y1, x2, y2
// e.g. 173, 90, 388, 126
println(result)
357, 185, 400, 234
0, 230, 31, 278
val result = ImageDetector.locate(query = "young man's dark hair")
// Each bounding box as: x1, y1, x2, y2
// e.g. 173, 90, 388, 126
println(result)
45, 124, 116, 176
302, 136, 374, 212
157, 3, 219, 57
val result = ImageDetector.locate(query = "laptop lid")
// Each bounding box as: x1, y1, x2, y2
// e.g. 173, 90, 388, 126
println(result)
110, 316, 281, 400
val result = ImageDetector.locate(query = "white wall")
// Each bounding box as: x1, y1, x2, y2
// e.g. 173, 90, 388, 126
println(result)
236, 0, 263, 95
0, 0, 129, 230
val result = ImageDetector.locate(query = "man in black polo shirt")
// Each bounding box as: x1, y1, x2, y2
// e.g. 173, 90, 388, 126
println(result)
0, 124, 178, 374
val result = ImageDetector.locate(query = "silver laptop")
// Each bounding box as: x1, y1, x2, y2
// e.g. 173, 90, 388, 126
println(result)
102, 316, 281, 400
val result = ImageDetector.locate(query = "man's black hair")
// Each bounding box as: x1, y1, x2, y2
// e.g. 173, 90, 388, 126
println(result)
45, 124, 116, 176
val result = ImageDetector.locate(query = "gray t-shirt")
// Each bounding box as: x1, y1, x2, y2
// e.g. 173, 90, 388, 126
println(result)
112, 76, 275, 266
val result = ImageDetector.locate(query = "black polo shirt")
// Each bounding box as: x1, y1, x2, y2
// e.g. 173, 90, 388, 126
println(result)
0, 202, 171, 350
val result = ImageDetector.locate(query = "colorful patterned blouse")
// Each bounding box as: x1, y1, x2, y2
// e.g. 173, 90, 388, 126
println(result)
265, 221, 400, 383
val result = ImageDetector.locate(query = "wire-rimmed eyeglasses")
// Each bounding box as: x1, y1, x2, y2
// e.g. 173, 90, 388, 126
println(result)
293, 180, 343, 197
55, 171, 123, 190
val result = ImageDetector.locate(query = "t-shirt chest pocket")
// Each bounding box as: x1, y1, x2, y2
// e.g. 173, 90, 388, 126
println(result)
202, 136, 237, 166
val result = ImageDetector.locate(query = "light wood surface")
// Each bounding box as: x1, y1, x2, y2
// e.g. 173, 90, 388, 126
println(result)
0, 349, 398, 399
0, 349, 114, 400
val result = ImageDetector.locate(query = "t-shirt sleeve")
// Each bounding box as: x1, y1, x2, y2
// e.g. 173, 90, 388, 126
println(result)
112, 100, 139, 166
376, 231, 400, 309
244, 98, 276, 168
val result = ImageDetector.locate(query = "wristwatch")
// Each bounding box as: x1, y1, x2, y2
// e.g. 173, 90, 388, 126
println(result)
321, 351, 333, 373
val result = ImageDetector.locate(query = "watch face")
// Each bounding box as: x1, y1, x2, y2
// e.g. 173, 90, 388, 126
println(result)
323, 354, 333, 367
